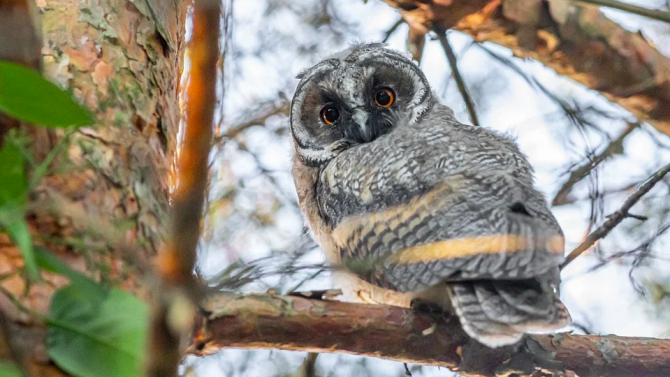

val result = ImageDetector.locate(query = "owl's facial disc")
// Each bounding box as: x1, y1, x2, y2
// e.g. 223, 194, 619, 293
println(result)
290, 44, 433, 167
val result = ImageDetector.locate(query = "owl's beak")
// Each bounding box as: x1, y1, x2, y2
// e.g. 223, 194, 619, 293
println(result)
351, 109, 373, 143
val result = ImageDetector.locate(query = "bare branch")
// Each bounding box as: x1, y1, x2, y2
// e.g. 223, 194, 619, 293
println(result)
158, 0, 219, 287
190, 293, 670, 377
562, 162, 670, 268
406, 26, 426, 63
148, 0, 220, 375
581, 221, 670, 277
553, 123, 639, 206
380, 0, 670, 135
382, 18, 405, 43
215, 100, 289, 142
294, 352, 319, 377
436, 31, 480, 127
576, 0, 670, 23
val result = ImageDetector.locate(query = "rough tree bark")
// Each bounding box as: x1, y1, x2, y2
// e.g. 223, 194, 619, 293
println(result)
380, 0, 670, 135
0, 0, 186, 376
0, 0, 42, 144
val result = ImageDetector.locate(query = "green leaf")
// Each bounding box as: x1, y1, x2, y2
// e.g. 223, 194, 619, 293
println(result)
47, 286, 149, 377
0, 61, 93, 127
35, 246, 108, 304
5, 219, 38, 281
0, 140, 27, 205
0, 361, 23, 377
0, 140, 37, 280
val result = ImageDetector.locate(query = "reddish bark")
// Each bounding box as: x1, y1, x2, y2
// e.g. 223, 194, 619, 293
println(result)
148, 0, 219, 375
190, 293, 670, 377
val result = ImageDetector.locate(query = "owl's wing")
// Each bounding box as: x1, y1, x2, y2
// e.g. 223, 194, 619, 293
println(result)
315, 121, 570, 347
327, 170, 570, 347
329, 171, 565, 293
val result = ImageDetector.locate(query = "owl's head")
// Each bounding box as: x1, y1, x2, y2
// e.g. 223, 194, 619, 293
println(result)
290, 43, 434, 166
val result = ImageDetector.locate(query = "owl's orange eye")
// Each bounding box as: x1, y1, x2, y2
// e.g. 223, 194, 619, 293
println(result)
321, 106, 340, 125
374, 88, 395, 108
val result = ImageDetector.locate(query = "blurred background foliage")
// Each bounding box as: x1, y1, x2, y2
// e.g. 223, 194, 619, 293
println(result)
185, 0, 670, 375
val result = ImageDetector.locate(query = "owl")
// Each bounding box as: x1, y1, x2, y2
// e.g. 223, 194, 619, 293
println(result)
289, 43, 570, 348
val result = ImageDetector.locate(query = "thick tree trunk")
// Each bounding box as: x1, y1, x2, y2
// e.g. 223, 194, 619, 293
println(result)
0, 0, 186, 375
381, 0, 670, 135
0, 0, 42, 144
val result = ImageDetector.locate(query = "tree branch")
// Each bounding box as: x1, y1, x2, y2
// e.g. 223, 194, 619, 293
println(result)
380, 0, 670, 135
189, 293, 670, 377
214, 100, 289, 142
436, 31, 480, 127
406, 25, 426, 63
576, 0, 670, 24
382, 18, 405, 43
148, 0, 220, 375
562, 162, 670, 268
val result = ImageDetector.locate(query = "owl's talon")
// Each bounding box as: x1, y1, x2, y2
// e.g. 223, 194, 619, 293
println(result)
421, 322, 437, 336
410, 299, 443, 315
410, 299, 445, 336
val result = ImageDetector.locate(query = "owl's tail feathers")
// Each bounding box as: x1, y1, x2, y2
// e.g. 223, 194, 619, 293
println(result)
447, 278, 570, 348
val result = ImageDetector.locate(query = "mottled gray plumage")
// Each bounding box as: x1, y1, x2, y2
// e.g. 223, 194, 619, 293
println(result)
290, 43, 570, 348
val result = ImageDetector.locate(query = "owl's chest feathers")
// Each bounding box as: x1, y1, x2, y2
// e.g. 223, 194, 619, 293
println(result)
294, 152, 451, 308
292, 153, 342, 267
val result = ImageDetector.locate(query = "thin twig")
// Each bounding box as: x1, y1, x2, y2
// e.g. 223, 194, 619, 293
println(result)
293, 352, 319, 377
382, 18, 404, 43
553, 123, 639, 206
214, 0, 235, 142
578, 221, 670, 276
148, 0, 220, 375
575, 0, 670, 24
436, 31, 480, 127
562, 162, 670, 268
214, 100, 289, 143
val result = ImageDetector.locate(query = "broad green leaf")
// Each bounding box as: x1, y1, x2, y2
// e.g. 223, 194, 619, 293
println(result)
0, 140, 27, 205
35, 247, 108, 304
0, 361, 23, 377
0, 61, 93, 127
47, 286, 149, 377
